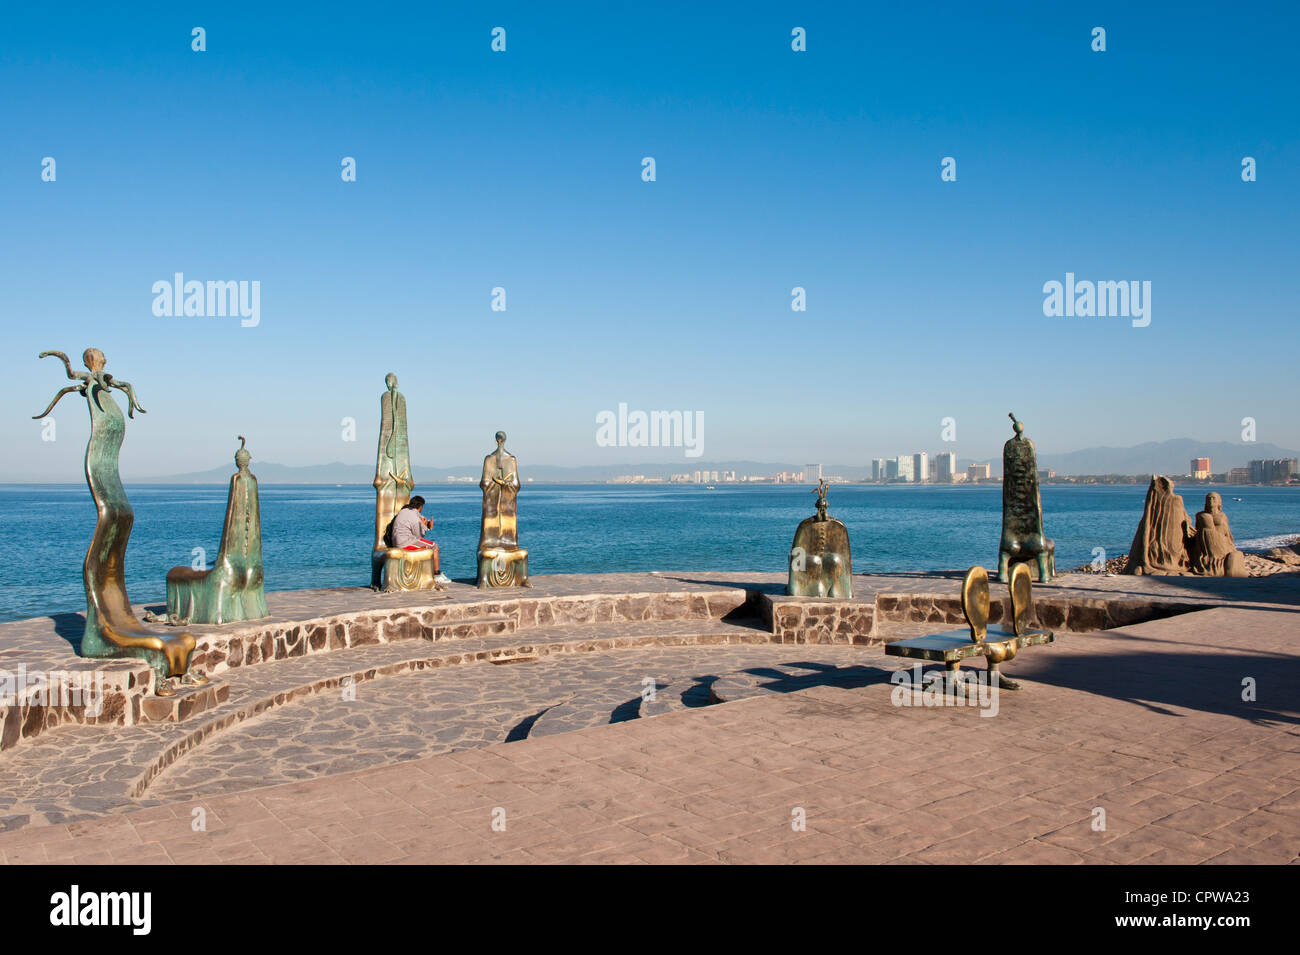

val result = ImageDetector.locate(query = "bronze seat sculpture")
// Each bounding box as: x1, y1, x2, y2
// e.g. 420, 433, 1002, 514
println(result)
477, 430, 530, 588
998, 413, 1055, 583
787, 480, 852, 598
165, 437, 269, 624
885, 564, 1055, 690
370, 373, 444, 592
33, 349, 202, 696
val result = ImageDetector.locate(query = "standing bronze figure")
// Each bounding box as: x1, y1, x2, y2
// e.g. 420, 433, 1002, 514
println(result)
33, 349, 200, 695
477, 431, 530, 587
370, 373, 441, 592
787, 479, 852, 598
998, 413, 1055, 583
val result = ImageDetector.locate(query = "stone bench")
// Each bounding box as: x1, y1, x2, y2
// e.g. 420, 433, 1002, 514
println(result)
885, 564, 1055, 690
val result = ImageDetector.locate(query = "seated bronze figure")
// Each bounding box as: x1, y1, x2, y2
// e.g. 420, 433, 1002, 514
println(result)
166, 437, 269, 624
998, 413, 1055, 583
787, 480, 852, 598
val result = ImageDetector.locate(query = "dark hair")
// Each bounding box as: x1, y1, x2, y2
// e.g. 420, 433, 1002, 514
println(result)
404, 495, 425, 510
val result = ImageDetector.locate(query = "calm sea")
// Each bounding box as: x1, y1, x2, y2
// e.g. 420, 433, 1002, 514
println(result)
0, 482, 1295, 622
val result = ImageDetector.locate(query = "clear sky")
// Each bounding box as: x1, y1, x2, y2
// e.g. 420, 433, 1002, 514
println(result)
3, 1, 1297, 480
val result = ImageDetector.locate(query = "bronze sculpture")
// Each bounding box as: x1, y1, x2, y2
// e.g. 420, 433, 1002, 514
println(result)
477, 431, 530, 587
165, 437, 268, 624
786, 480, 852, 598
370, 373, 442, 592
1126, 480, 1246, 577
998, 413, 1055, 583
33, 349, 200, 696
885, 564, 1056, 691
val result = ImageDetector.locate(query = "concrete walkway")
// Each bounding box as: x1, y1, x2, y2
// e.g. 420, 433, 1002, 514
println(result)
1, 606, 1295, 864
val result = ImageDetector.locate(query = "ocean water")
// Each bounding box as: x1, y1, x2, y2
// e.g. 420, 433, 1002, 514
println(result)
0, 482, 1295, 623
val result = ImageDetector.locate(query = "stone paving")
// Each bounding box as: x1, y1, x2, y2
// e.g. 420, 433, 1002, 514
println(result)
148, 644, 879, 802
0, 605, 1295, 864
0, 616, 776, 829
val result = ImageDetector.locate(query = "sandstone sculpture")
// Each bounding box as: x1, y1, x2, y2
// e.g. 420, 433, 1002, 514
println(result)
787, 480, 852, 598
1190, 491, 1247, 577
1125, 479, 1245, 577
1125, 476, 1192, 574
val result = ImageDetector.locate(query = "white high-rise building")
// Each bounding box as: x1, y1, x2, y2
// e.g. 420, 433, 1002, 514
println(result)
872, 458, 887, 482
896, 456, 914, 482
937, 452, 958, 483
913, 452, 928, 485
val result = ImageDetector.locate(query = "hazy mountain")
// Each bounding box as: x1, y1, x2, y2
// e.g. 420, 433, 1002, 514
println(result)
106, 438, 1299, 484
1034, 440, 1298, 477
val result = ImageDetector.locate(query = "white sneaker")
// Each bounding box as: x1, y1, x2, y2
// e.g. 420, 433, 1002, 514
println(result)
434, 573, 451, 585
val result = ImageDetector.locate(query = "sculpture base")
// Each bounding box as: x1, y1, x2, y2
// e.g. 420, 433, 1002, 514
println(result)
165, 572, 269, 626
375, 548, 445, 593
477, 548, 530, 588
998, 548, 1055, 584
80, 612, 197, 693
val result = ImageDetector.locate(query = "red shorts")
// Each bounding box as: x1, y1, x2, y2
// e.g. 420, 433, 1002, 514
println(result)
403, 540, 438, 551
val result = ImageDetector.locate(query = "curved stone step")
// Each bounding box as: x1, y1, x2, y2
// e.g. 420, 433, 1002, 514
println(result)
142, 618, 777, 798
0, 615, 781, 829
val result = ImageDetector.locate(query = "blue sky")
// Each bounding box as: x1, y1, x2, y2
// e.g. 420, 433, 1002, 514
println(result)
3, 1, 1297, 479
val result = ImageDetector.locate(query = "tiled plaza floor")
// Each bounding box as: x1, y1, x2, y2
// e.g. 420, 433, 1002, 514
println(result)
1, 605, 1295, 864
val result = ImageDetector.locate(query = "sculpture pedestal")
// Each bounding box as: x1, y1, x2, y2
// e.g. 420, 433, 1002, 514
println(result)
375, 548, 444, 593
477, 547, 530, 588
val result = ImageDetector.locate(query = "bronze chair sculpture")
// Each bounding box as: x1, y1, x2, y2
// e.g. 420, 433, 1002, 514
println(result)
787, 479, 852, 598
998, 413, 1055, 583
33, 349, 202, 696
370, 373, 443, 592
885, 564, 1055, 690
165, 437, 269, 624
477, 431, 530, 587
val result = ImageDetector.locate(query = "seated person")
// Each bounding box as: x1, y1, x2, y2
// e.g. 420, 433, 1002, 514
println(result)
388, 496, 449, 582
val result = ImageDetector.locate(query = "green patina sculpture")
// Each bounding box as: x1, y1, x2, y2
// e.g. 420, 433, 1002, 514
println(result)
371, 373, 441, 592
33, 349, 201, 696
998, 413, 1055, 583
787, 480, 852, 598
477, 431, 530, 587
165, 437, 268, 624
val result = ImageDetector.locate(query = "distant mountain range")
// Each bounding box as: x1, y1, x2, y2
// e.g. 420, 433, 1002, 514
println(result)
107, 439, 1298, 484
1034, 439, 1298, 478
